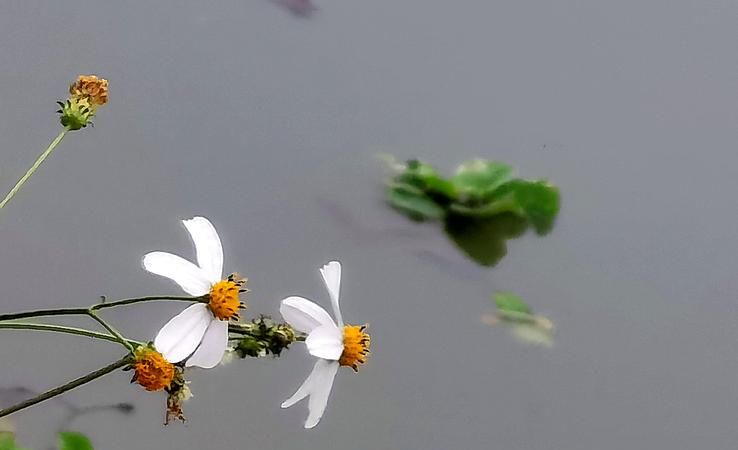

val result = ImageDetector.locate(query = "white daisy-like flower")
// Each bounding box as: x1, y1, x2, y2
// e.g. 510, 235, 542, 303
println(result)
143, 217, 246, 369
280, 261, 370, 428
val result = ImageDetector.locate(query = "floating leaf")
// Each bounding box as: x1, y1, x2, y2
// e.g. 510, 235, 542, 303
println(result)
387, 183, 445, 221
491, 180, 560, 233
396, 160, 457, 201
486, 292, 555, 346
447, 196, 524, 218
384, 156, 559, 266
451, 159, 513, 201
58, 432, 94, 450
494, 292, 532, 315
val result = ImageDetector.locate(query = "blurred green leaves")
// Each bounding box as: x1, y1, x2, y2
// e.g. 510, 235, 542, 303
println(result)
386, 158, 560, 227
494, 292, 533, 316
385, 158, 560, 266
58, 432, 93, 450
0, 432, 29, 450
0, 432, 93, 450
483, 292, 554, 347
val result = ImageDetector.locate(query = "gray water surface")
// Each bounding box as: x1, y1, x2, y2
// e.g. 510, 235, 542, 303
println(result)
1, 1, 738, 449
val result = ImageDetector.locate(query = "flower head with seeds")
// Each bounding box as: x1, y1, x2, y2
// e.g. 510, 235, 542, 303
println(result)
130, 345, 175, 392
143, 217, 247, 369
69, 75, 109, 108
280, 261, 370, 428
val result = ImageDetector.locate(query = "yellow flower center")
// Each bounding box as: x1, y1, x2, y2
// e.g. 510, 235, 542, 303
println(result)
69, 75, 109, 107
208, 275, 246, 320
339, 324, 371, 371
132, 347, 175, 392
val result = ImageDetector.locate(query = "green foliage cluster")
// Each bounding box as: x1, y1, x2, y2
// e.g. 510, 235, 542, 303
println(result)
385, 158, 560, 266
0, 432, 92, 450
386, 158, 560, 233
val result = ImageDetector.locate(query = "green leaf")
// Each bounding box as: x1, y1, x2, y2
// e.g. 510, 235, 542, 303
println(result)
386, 183, 446, 221
494, 292, 532, 315
396, 160, 457, 201
447, 196, 524, 218
0, 433, 16, 450
451, 159, 513, 200
0, 433, 30, 450
491, 180, 560, 233
58, 432, 94, 450
444, 214, 527, 266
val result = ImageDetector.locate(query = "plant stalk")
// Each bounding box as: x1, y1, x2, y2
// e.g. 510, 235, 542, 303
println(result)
86, 310, 135, 352
0, 295, 199, 322
0, 128, 69, 210
0, 322, 143, 347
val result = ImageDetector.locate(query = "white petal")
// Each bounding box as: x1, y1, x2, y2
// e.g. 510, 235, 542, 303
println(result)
182, 217, 223, 284
154, 303, 212, 363
185, 318, 228, 368
281, 358, 323, 409
319, 261, 343, 327
280, 296, 336, 334
142, 252, 212, 296
304, 360, 339, 429
305, 324, 343, 360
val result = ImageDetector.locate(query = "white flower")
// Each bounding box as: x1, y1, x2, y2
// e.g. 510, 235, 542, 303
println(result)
143, 217, 245, 369
280, 261, 370, 428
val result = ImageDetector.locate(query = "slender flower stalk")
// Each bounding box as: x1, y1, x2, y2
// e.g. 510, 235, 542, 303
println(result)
86, 310, 135, 352
0, 322, 143, 347
0, 357, 131, 419
0, 296, 201, 353
0, 295, 200, 322
0, 128, 68, 209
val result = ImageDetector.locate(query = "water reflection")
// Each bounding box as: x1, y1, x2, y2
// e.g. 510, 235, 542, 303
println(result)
444, 213, 529, 267
0, 386, 133, 449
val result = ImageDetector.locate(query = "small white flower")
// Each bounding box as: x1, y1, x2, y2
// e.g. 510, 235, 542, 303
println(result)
280, 261, 370, 428
143, 217, 245, 369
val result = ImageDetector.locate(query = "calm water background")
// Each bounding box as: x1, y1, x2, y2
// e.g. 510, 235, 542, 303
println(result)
0, 1, 737, 449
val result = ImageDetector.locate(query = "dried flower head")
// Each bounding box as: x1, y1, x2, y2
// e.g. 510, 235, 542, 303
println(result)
69, 75, 108, 107
131, 346, 175, 392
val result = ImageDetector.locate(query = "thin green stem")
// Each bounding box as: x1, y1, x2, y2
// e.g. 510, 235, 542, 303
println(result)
0, 295, 199, 322
0, 357, 131, 419
0, 307, 88, 322
0, 128, 69, 210
90, 295, 201, 311
0, 322, 143, 347
86, 310, 135, 352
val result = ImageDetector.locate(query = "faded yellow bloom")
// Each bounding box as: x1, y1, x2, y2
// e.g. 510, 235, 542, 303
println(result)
131, 346, 175, 392
69, 75, 108, 108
